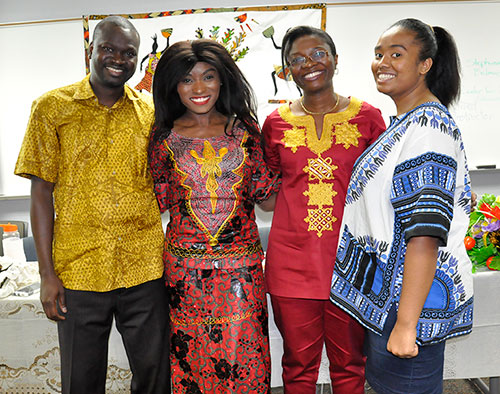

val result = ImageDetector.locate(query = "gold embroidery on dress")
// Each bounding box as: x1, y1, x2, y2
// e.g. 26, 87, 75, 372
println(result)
334, 121, 362, 149
283, 126, 306, 152
303, 182, 337, 207
167, 132, 247, 246
166, 241, 262, 259
172, 307, 257, 326
278, 97, 363, 155
279, 98, 363, 237
190, 140, 228, 213
279, 105, 328, 155
304, 156, 337, 181
304, 208, 337, 237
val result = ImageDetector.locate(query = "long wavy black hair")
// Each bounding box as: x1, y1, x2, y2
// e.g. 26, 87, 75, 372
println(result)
389, 18, 461, 108
149, 39, 260, 160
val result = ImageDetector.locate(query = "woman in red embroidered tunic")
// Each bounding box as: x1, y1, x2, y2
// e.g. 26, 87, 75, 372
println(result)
148, 39, 280, 394
262, 26, 386, 393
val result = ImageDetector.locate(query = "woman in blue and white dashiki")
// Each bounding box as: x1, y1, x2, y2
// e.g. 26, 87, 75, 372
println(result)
329, 18, 473, 394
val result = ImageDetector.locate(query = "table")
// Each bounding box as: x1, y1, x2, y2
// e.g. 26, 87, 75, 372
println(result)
443, 269, 500, 394
0, 293, 131, 393
1, 270, 499, 392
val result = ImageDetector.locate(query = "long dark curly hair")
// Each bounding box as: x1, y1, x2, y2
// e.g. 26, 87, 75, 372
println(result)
149, 39, 260, 162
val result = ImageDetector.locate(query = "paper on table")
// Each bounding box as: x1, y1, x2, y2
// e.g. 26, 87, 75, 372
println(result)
0, 259, 39, 298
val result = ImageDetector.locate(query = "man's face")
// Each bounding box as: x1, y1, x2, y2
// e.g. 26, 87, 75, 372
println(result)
89, 24, 140, 90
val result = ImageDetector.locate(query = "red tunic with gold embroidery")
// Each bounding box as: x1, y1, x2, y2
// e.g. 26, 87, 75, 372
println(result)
263, 97, 386, 300
149, 122, 280, 393
150, 123, 280, 270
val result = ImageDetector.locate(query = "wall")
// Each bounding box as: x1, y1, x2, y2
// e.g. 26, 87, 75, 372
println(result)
0, 197, 31, 233
1, 6, 323, 197
0, 0, 315, 229
0, 0, 323, 23
2, 0, 500, 228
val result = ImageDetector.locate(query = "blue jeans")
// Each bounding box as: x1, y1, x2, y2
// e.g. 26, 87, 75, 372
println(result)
364, 304, 445, 394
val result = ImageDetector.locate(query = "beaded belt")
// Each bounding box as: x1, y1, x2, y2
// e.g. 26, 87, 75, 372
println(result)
171, 308, 256, 326
166, 241, 262, 259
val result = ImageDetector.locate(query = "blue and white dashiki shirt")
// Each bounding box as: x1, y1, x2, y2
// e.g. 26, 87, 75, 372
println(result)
330, 102, 473, 345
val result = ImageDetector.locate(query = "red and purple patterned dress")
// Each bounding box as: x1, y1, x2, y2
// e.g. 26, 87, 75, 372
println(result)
149, 121, 280, 394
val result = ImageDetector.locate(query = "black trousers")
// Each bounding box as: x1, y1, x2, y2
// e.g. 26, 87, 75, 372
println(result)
57, 278, 171, 394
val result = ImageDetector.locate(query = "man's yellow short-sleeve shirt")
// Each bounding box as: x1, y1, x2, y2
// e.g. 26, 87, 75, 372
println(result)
15, 75, 164, 291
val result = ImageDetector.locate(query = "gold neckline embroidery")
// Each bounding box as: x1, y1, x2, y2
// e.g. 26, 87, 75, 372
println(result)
279, 96, 363, 155
166, 131, 247, 246
278, 97, 364, 237
190, 140, 228, 214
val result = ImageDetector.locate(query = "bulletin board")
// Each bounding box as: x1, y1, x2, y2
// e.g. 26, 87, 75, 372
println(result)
84, 5, 326, 125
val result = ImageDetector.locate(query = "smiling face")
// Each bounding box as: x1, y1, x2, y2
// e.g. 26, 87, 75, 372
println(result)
371, 26, 432, 103
287, 35, 337, 94
89, 23, 139, 91
177, 61, 221, 116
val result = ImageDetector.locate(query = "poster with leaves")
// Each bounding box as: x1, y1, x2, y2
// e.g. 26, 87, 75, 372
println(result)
84, 5, 325, 121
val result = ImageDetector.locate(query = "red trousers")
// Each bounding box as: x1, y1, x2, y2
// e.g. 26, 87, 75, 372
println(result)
270, 295, 365, 394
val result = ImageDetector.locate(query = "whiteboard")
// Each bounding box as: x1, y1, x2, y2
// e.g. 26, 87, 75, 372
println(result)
2, 1, 500, 197
326, 1, 500, 170
0, 6, 322, 197
0, 20, 86, 196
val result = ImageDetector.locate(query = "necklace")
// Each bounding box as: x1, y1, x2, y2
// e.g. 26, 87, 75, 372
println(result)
300, 94, 340, 115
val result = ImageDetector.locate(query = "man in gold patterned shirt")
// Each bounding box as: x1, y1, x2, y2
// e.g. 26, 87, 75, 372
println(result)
14, 16, 170, 394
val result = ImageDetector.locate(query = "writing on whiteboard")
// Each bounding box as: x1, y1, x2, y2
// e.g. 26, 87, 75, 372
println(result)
471, 58, 500, 77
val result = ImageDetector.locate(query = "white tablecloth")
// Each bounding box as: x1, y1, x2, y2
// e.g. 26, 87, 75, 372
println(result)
1, 270, 499, 392
0, 293, 131, 393
443, 269, 500, 380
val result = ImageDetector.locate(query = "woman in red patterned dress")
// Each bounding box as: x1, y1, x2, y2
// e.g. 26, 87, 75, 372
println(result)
148, 39, 280, 394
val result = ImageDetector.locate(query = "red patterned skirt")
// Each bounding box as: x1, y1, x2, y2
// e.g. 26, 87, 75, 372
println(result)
166, 263, 271, 393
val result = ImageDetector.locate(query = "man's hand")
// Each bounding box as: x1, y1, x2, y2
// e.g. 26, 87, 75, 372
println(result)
31, 176, 64, 321
40, 272, 67, 321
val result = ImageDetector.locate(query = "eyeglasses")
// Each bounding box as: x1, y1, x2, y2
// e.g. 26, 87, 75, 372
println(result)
289, 50, 329, 67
